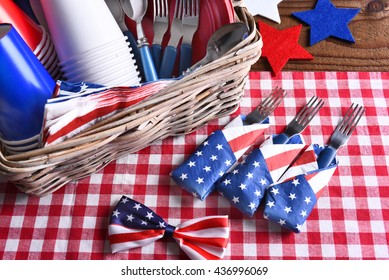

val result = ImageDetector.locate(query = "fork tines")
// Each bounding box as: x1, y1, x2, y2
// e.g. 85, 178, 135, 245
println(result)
335, 103, 365, 136
294, 95, 325, 127
257, 86, 287, 114
153, 0, 169, 45
243, 86, 287, 125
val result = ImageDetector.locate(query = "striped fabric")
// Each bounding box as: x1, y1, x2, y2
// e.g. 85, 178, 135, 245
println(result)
108, 196, 229, 260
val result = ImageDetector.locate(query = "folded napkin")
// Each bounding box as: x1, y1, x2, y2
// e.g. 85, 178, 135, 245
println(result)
216, 134, 307, 216
41, 80, 173, 146
108, 195, 230, 260
171, 115, 270, 200
263, 144, 338, 233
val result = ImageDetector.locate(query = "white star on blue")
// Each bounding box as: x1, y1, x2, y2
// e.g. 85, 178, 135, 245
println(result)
263, 174, 318, 233
171, 130, 236, 200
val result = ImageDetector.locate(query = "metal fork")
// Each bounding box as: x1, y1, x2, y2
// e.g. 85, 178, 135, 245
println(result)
243, 87, 287, 125
273, 96, 325, 144
317, 103, 365, 168
179, 0, 200, 74
159, 0, 183, 78
151, 0, 169, 73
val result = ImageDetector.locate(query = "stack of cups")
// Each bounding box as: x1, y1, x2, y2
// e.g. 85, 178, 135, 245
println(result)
0, 24, 56, 154
0, 0, 62, 80
40, 0, 140, 87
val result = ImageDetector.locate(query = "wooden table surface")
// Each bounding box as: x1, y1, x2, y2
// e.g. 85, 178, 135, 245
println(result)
251, 0, 389, 72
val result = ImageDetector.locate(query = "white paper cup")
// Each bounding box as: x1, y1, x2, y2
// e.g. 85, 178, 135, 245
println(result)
106, 75, 142, 87
40, 0, 124, 62
58, 36, 130, 69
60, 48, 135, 77
65, 58, 139, 83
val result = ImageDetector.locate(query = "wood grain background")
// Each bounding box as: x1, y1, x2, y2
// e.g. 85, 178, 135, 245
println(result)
251, 0, 389, 72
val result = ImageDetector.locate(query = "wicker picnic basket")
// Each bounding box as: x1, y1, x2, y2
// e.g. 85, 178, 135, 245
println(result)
0, 2, 262, 196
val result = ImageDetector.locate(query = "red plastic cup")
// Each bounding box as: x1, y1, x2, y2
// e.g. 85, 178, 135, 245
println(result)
0, 0, 43, 51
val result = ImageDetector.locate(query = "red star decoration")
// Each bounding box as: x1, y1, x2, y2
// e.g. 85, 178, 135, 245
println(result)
259, 21, 313, 75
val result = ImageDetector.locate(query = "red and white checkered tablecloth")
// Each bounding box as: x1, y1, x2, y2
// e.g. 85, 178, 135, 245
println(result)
0, 71, 388, 260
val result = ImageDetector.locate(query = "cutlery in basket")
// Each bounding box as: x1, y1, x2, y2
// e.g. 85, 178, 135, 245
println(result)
151, 0, 169, 73
159, 0, 183, 78
179, 0, 200, 74
120, 0, 158, 81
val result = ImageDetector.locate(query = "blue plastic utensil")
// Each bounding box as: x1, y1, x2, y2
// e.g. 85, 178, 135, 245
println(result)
120, 0, 158, 82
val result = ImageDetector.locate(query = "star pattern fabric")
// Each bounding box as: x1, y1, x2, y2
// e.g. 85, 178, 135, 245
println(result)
245, 0, 283, 24
171, 116, 270, 200
216, 134, 306, 216
108, 196, 230, 260
292, 0, 360, 45
259, 21, 313, 75
264, 144, 338, 232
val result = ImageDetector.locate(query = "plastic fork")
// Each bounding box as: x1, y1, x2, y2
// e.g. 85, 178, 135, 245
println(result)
151, 0, 169, 73
273, 96, 324, 144
159, 0, 183, 78
317, 103, 365, 168
179, 0, 200, 74
243, 87, 287, 125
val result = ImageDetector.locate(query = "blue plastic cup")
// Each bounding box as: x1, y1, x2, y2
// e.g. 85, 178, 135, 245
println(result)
0, 23, 55, 150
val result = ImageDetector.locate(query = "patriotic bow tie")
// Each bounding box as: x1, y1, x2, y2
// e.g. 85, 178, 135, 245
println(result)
171, 115, 270, 200
108, 196, 230, 260
216, 134, 306, 216
263, 144, 338, 233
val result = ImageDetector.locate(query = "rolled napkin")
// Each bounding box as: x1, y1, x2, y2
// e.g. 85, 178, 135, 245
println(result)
216, 134, 307, 216
171, 115, 270, 200
108, 195, 230, 260
263, 144, 338, 233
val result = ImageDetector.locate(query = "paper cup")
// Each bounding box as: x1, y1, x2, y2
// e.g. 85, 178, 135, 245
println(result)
40, 0, 124, 62
65, 59, 138, 83
33, 26, 48, 56
0, 0, 43, 51
0, 24, 55, 147
58, 36, 131, 69
60, 47, 134, 77
13, 0, 40, 24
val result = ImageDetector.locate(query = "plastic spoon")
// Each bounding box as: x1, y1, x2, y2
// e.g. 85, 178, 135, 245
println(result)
105, 0, 144, 81
120, 0, 158, 82
186, 22, 249, 74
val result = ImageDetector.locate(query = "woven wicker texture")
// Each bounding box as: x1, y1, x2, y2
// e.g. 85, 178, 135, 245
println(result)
0, 2, 262, 196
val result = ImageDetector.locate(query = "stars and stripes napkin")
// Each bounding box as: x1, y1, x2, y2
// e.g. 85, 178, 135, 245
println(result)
41, 80, 173, 146
216, 134, 307, 216
263, 144, 338, 232
171, 115, 270, 200
108, 196, 230, 260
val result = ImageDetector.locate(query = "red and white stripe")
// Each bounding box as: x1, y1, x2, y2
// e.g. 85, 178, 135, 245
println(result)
278, 144, 318, 183
277, 144, 338, 197
108, 215, 229, 260
42, 81, 172, 146
305, 167, 337, 197
260, 136, 307, 183
172, 216, 230, 260
222, 116, 270, 160
108, 224, 165, 253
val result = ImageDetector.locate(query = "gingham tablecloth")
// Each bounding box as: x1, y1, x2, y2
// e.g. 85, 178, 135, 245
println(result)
0, 71, 388, 260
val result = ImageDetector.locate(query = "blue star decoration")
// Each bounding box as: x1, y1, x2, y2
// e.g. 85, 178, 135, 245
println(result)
292, 0, 360, 46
